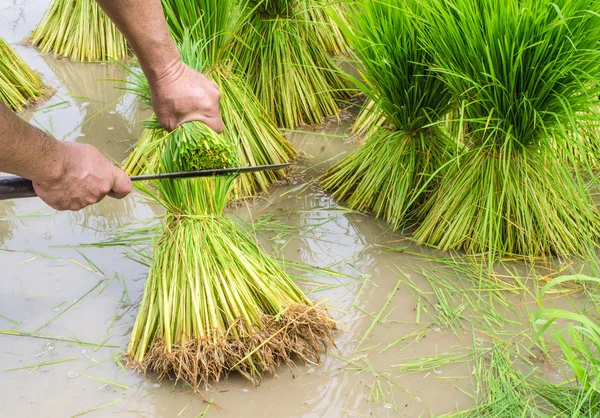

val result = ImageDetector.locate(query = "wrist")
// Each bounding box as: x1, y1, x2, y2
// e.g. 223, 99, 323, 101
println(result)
146, 57, 185, 90
32, 140, 68, 186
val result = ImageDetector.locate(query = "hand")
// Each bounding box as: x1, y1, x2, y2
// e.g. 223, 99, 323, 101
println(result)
32, 142, 132, 211
149, 60, 223, 133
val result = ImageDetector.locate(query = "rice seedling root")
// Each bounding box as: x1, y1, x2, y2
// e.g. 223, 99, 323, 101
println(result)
127, 304, 336, 390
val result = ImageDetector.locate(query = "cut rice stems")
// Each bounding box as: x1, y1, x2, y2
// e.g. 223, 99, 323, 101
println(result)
0, 38, 48, 110
231, 0, 355, 128
30, 0, 128, 61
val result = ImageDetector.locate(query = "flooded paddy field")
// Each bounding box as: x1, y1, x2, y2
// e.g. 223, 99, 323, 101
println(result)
0, 1, 596, 417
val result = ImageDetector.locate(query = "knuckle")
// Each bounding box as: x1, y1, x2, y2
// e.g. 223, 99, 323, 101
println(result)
99, 182, 112, 195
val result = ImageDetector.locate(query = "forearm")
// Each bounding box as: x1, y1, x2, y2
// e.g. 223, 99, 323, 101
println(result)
94, 0, 223, 133
94, 0, 181, 83
0, 102, 63, 183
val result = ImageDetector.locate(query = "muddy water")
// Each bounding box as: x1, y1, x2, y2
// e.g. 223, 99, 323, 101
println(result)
0, 2, 578, 418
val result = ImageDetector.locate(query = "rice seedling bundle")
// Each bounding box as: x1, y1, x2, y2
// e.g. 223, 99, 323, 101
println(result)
350, 99, 387, 141
124, 0, 296, 198
304, 0, 350, 56
30, 0, 128, 61
126, 119, 335, 388
413, 0, 600, 258
0, 38, 47, 111
231, 0, 355, 128
320, 0, 454, 230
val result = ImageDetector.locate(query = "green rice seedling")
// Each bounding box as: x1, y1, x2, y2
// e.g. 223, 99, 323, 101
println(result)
30, 0, 128, 61
124, 0, 296, 198
393, 349, 472, 375
444, 343, 545, 416
350, 100, 387, 142
0, 38, 47, 110
304, 0, 350, 56
530, 275, 600, 417
320, 0, 455, 230
126, 120, 335, 388
413, 0, 600, 258
441, 343, 548, 417
231, 0, 355, 128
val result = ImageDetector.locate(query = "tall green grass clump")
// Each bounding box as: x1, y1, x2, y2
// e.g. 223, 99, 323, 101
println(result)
305, 0, 350, 56
0, 38, 47, 110
231, 0, 354, 128
126, 120, 335, 388
413, 0, 600, 258
124, 0, 296, 198
30, 0, 128, 61
321, 0, 454, 230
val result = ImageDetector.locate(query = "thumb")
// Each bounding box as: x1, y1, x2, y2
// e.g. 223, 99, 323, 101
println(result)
108, 168, 132, 200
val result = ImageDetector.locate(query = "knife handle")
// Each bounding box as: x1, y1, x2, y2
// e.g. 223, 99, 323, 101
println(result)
0, 176, 37, 200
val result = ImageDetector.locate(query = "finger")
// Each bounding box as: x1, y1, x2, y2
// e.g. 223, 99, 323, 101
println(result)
32, 182, 62, 211
200, 114, 224, 134
109, 168, 132, 200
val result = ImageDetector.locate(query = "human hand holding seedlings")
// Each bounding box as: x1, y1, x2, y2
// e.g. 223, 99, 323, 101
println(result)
95, 0, 223, 133
147, 62, 223, 133
0, 0, 222, 211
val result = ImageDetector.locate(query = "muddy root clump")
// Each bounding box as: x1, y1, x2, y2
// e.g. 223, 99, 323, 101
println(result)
126, 304, 336, 390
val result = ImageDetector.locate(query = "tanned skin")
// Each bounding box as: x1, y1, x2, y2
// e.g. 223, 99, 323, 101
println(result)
0, 0, 222, 211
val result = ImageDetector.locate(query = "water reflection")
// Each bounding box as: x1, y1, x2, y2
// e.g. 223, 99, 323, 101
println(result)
24, 57, 158, 235
0, 201, 17, 245
39, 56, 139, 158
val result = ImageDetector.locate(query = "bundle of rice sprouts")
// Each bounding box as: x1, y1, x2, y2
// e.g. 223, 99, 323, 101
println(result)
320, 0, 454, 230
124, 0, 295, 198
231, 0, 354, 128
126, 120, 335, 388
30, 0, 128, 61
0, 38, 47, 110
413, 0, 600, 258
305, 0, 350, 56
350, 100, 387, 141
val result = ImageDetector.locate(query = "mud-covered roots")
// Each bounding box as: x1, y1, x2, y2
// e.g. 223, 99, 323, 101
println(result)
126, 304, 336, 390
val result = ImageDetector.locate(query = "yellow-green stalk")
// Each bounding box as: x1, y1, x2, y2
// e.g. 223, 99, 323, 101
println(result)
305, 0, 350, 56
30, 0, 128, 62
0, 38, 47, 110
231, 0, 355, 129
321, 0, 454, 230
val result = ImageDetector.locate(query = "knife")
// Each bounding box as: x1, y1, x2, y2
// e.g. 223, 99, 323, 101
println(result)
0, 163, 290, 201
